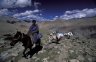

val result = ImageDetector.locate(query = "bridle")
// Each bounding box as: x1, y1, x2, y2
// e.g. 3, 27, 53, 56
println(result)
13, 33, 24, 41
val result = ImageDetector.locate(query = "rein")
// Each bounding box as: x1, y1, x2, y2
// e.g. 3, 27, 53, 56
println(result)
14, 33, 24, 41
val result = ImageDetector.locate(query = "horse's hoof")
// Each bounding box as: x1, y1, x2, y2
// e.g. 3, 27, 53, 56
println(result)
30, 55, 32, 58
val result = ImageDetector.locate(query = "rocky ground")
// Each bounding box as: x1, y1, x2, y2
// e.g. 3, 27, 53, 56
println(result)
0, 18, 96, 62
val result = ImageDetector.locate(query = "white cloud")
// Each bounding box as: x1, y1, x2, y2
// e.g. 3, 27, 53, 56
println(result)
34, 2, 41, 10
13, 9, 40, 17
53, 16, 59, 20
15, 0, 31, 7
33, 9, 40, 13
13, 10, 48, 21
0, 7, 46, 21
0, 0, 31, 8
0, 9, 10, 16
60, 8, 96, 20
39, 13, 42, 16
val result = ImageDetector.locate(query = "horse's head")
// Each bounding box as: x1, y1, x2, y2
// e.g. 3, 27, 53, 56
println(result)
10, 31, 22, 46
14, 31, 22, 39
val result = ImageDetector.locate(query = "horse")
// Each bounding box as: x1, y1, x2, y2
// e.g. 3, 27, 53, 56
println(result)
48, 32, 63, 44
10, 31, 33, 57
48, 31, 73, 44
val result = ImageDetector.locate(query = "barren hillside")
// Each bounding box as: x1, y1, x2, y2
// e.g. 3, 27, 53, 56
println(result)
0, 17, 96, 62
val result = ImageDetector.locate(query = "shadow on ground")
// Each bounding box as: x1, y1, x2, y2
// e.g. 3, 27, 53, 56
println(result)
25, 45, 43, 58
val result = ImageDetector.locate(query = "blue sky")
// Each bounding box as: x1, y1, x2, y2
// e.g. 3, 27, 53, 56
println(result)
0, 0, 96, 21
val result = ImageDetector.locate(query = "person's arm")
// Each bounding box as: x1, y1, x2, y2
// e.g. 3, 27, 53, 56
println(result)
31, 24, 39, 34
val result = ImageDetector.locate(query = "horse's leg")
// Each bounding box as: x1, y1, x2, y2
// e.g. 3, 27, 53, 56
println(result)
23, 48, 27, 57
28, 47, 32, 58
29, 45, 32, 50
26, 42, 32, 58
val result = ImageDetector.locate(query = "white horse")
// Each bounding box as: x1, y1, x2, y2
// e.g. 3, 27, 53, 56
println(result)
48, 32, 73, 43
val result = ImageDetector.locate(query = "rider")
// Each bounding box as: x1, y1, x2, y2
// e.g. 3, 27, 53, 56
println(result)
27, 20, 41, 46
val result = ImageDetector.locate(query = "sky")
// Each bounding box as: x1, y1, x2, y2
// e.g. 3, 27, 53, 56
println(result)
0, 0, 96, 21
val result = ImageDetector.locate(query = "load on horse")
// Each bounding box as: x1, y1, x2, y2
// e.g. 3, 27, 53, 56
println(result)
48, 31, 73, 43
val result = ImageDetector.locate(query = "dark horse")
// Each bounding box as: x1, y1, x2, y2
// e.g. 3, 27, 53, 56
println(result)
10, 31, 33, 57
